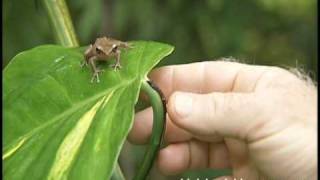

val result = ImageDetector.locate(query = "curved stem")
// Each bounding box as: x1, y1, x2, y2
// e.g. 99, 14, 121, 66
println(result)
111, 162, 126, 180
42, 0, 79, 47
133, 80, 167, 180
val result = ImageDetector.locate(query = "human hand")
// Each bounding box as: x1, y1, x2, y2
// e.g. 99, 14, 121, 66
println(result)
129, 61, 317, 179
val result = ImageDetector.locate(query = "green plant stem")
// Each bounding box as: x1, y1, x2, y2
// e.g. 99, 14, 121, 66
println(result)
42, 0, 79, 47
133, 80, 167, 180
111, 162, 126, 180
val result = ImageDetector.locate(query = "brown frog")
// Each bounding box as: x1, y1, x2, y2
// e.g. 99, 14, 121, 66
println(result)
82, 37, 131, 83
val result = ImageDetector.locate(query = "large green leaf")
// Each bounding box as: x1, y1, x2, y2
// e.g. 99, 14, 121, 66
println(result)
3, 41, 174, 180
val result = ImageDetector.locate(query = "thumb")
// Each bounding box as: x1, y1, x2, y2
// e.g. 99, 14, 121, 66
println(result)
167, 91, 263, 140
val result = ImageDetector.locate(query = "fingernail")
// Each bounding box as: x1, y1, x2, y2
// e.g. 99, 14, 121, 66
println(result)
174, 93, 193, 118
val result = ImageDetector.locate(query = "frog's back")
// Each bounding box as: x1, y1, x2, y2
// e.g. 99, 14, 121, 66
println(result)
95, 37, 122, 47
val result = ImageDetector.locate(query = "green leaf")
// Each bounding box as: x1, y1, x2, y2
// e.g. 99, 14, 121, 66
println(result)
3, 41, 174, 180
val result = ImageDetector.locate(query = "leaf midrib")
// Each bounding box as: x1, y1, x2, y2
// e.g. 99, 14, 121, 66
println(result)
4, 42, 151, 151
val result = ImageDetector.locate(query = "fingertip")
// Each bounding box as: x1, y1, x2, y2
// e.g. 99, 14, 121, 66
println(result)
167, 92, 180, 128
167, 92, 180, 118
167, 92, 194, 130
129, 106, 193, 145
167, 92, 218, 137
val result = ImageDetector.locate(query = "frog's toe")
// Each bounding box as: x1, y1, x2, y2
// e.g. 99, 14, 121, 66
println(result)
90, 77, 95, 83
80, 61, 88, 68
110, 64, 122, 71
114, 66, 122, 71
91, 72, 101, 83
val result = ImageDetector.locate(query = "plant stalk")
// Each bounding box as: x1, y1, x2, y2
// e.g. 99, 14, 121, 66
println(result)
111, 162, 126, 180
42, 0, 79, 47
133, 80, 167, 180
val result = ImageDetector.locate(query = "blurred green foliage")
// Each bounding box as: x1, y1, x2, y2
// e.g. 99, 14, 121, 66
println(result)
3, 0, 104, 68
111, 0, 317, 79
3, 0, 317, 179
3, 0, 317, 79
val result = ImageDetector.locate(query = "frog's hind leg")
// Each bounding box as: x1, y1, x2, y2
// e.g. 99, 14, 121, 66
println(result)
110, 49, 122, 71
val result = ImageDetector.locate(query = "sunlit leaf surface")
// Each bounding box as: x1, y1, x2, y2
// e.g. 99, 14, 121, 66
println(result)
3, 41, 174, 180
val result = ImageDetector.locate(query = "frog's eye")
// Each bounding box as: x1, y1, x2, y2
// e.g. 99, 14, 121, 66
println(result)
111, 44, 118, 51
96, 47, 103, 54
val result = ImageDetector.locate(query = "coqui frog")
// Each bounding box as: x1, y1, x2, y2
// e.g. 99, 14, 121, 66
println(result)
82, 37, 131, 83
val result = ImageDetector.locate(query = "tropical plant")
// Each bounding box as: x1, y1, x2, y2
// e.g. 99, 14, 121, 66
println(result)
3, 0, 173, 179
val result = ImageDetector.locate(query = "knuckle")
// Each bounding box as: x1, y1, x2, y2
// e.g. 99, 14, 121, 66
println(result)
268, 66, 293, 79
208, 93, 225, 119
260, 67, 299, 88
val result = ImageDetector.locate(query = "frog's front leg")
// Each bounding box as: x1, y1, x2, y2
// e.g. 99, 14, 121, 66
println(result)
81, 44, 93, 67
88, 57, 104, 83
80, 60, 88, 68
110, 49, 122, 71
119, 42, 133, 49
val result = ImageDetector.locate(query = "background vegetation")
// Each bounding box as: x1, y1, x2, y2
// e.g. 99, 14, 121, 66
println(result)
3, 0, 317, 179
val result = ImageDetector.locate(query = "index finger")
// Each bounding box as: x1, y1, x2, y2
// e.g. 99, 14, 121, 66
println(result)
148, 60, 269, 97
